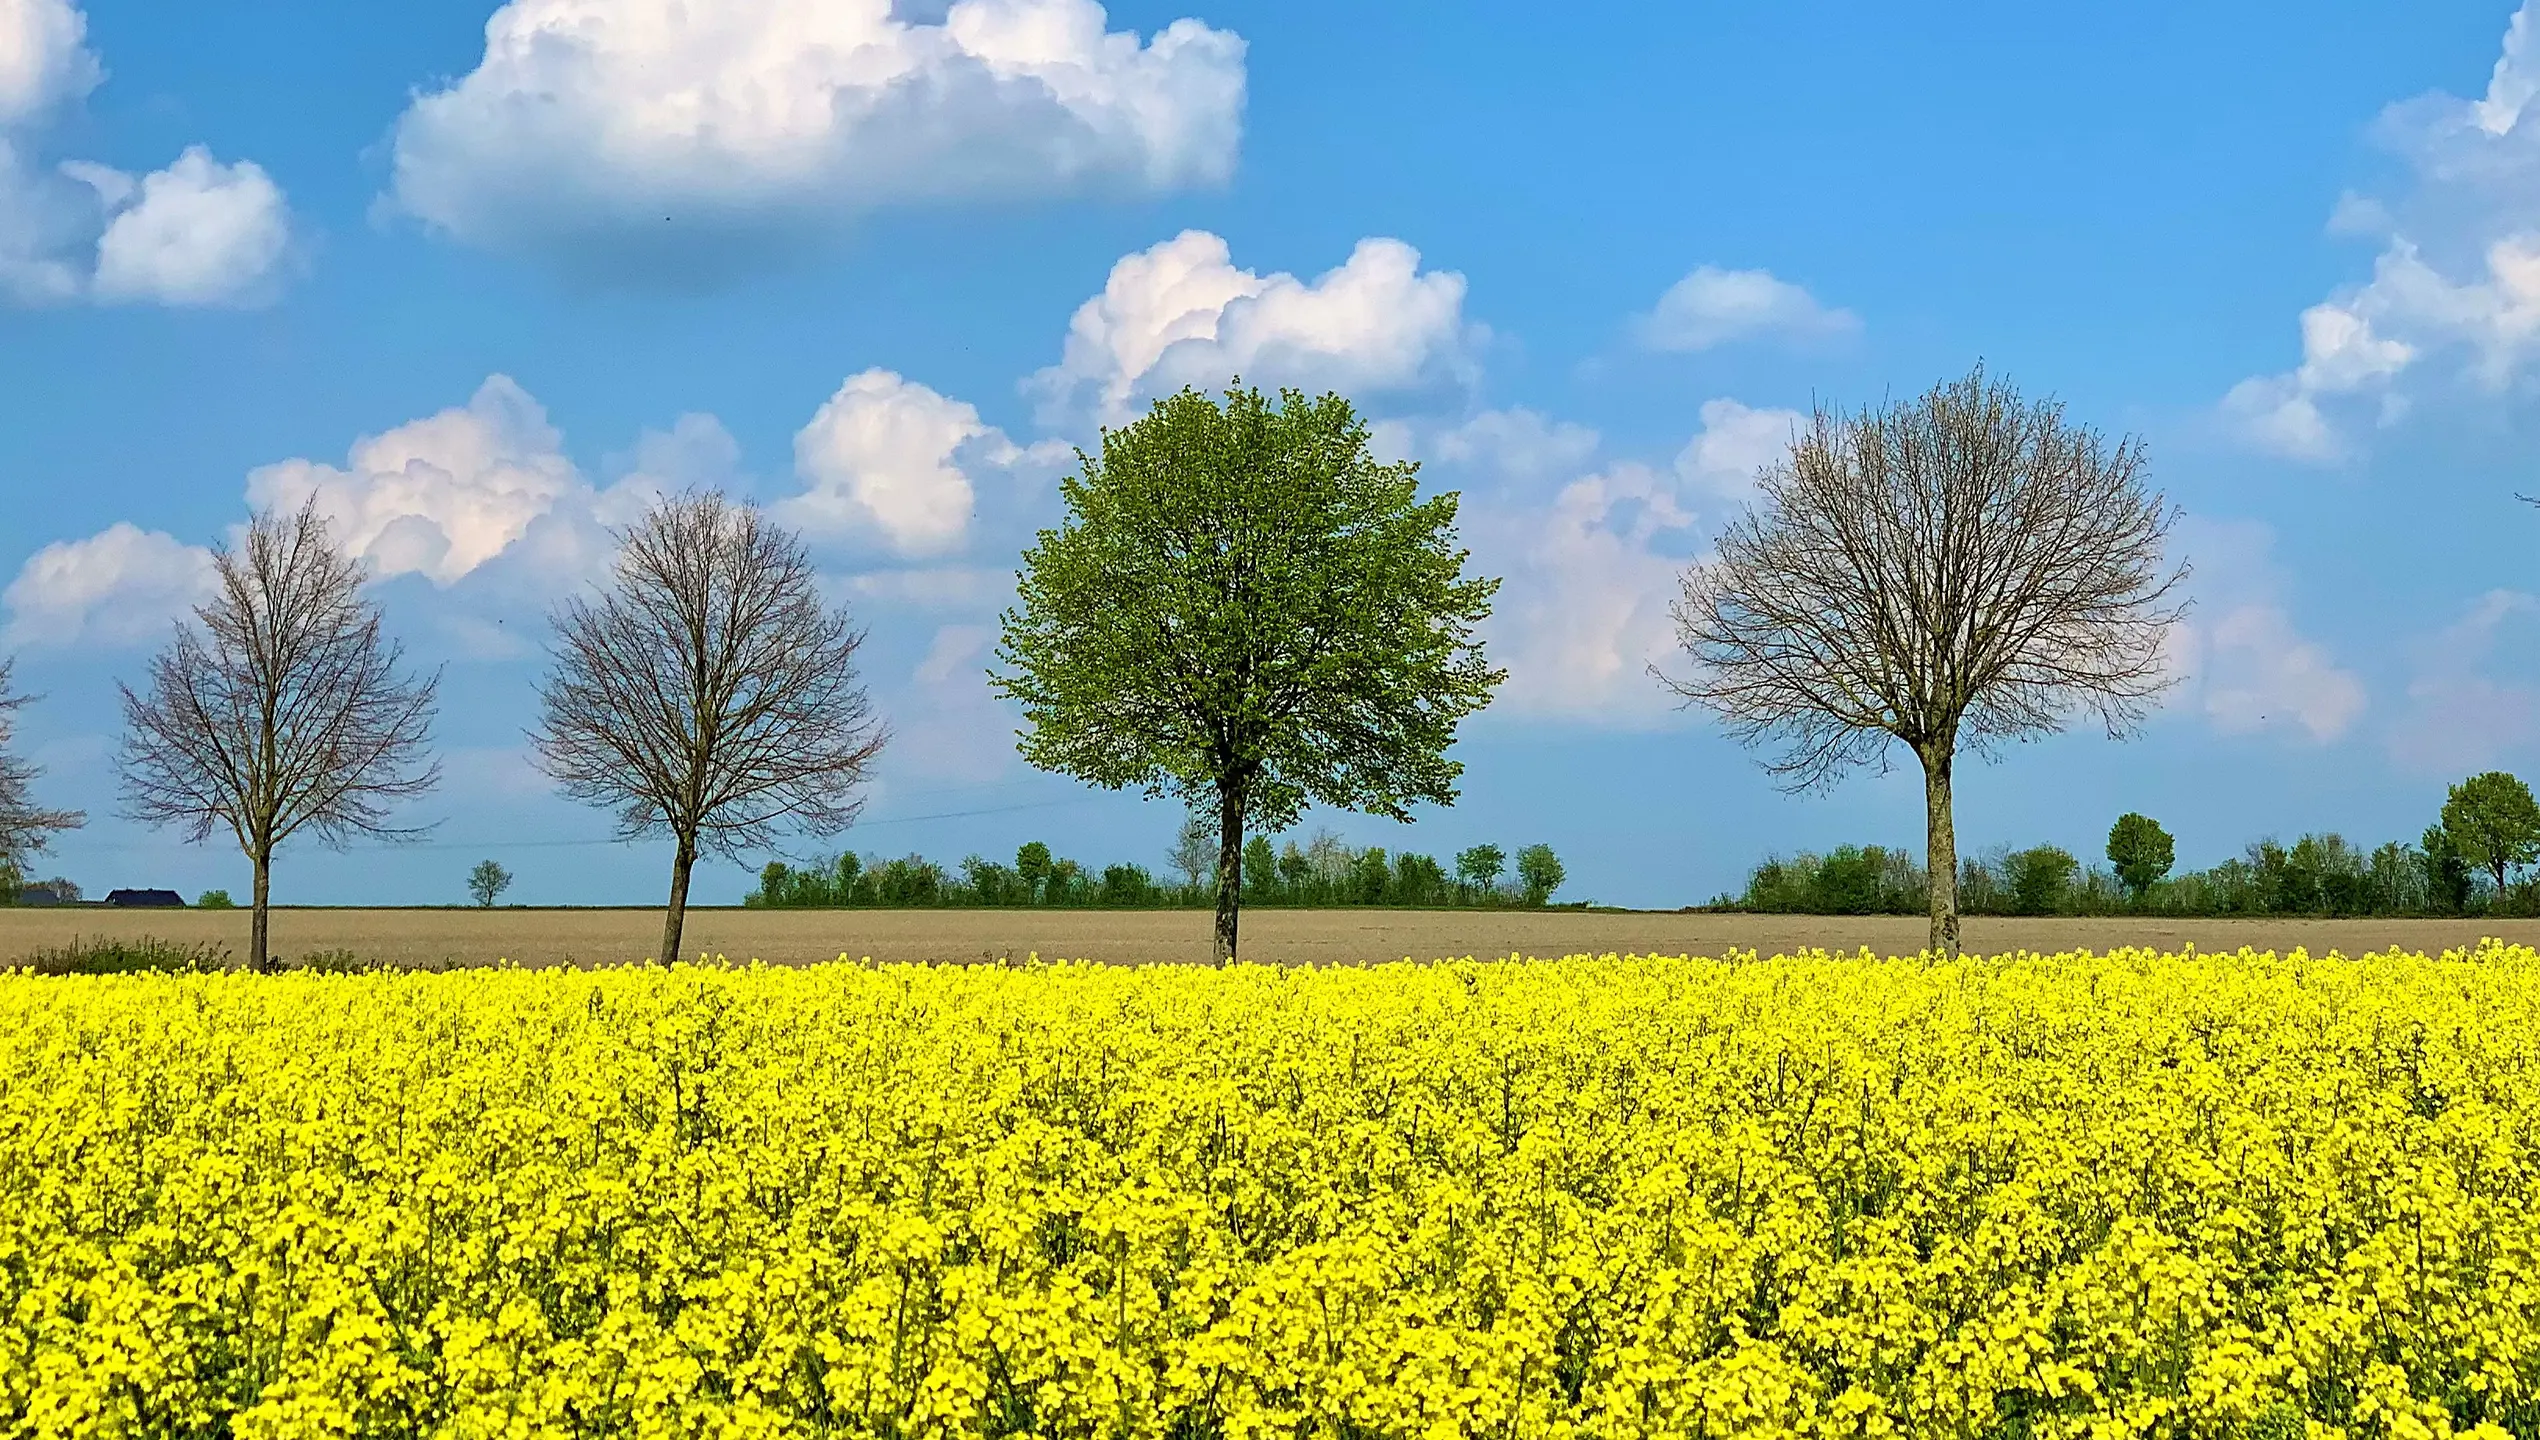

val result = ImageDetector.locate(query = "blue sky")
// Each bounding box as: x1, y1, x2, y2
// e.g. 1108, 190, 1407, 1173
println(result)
0, 0, 2535, 910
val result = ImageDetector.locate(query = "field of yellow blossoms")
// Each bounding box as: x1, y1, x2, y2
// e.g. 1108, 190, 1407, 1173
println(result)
1, 945, 2535, 1439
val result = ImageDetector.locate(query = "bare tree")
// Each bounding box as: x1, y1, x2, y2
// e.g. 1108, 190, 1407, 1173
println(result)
534, 493, 885, 965
1662, 366, 2184, 956
119, 500, 441, 970
0, 662, 84, 886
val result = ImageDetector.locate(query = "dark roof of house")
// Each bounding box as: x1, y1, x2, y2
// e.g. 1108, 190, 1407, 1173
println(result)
103, 888, 186, 907
17, 885, 64, 906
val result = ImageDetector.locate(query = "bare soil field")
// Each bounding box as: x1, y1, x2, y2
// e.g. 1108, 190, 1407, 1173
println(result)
5, 906, 2540, 969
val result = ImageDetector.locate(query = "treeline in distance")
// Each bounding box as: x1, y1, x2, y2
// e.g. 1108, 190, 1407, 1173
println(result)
749, 829, 1570, 910
1728, 770, 2540, 918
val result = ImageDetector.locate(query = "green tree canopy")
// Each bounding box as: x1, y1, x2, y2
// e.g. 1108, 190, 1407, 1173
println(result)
2105, 812, 2175, 899
994, 384, 1503, 961
2006, 845, 2078, 915
466, 859, 512, 908
2441, 771, 2540, 895
1515, 844, 1566, 905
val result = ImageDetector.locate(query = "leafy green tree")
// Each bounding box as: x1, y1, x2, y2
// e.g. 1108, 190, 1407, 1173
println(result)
467, 858, 512, 908
1241, 835, 1279, 901
1015, 842, 1053, 902
1515, 844, 1566, 905
994, 385, 1503, 961
1393, 852, 1448, 904
2418, 824, 2473, 914
1046, 857, 1085, 904
196, 888, 235, 909
1351, 848, 1391, 905
2105, 813, 2174, 900
1454, 843, 1506, 898
2006, 845, 2077, 915
2441, 771, 2540, 896
1812, 846, 1885, 914
1276, 843, 1313, 894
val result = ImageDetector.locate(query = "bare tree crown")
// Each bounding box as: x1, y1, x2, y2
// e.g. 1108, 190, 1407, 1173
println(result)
0, 663, 82, 870
1665, 367, 2186, 787
533, 492, 884, 858
119, 500, 441, 851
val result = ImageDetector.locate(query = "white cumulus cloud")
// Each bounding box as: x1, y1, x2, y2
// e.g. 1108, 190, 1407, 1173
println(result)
3, 522, 215, 647
785, 369, 1060, 556
2165, 519, 2366, 742
1636, 265, 1859, 352
1670, 396, 1798, 506
89, 147, 290, 306
1030, 229, 1480, 427
388, 0, 1245, 270
245, 377, 584, 586
2226, 1, 2540, 459
0, 2, 290, 306
0, 0, 97, 126
1455, 398, 1803, 725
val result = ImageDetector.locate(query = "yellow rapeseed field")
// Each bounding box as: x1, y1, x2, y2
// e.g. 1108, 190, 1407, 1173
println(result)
0, 946, 2533, 1439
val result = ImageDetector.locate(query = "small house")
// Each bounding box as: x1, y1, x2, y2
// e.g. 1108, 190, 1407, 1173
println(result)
103, 888, 186, 908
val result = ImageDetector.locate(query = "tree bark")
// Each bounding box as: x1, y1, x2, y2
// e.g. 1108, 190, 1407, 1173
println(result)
1212, 792, 1243, 965
661, 834, 697, 965
250, 846, 272, 974
1921, 746, 1960, 958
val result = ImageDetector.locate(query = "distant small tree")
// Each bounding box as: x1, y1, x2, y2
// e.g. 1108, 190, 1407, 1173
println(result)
2441, 771, 2540, 897
1166, 809, 1219, 892
1350, 847, 1391, 905
2421, 824, 2475, 913
1663, 367, 2184, 956
1515, 843, 1566, 905
2006, 845, 2078, 915
534, 494, 885, 966
995, 384, 1503, 962
119, 501, 440, 972
2106, 812, 2175, 901
1276, 844, 1313, 893
1393, 852, 1448, 904
1241, 835, 1279, 900
196, 888, 235, 909
1046, 857, 1085, 903
467, 859, 513, 908
1015, 841, 1054, 902
1455, 843, 1506, 899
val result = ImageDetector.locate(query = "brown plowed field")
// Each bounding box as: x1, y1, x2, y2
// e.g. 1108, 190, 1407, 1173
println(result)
5, 907, 2539, 969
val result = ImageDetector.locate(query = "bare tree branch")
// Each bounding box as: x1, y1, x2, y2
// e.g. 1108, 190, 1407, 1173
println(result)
0, 662, 83, 881
533, 492, 885, 965
118, 499, 440, 970
1660, 366, 2186, 956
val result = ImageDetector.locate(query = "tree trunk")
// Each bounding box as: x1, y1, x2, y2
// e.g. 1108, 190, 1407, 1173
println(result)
250, 846, 273, 974
1212, 792, 1243, 965
1921, 745, 1960, 958
660, 834, 697, 965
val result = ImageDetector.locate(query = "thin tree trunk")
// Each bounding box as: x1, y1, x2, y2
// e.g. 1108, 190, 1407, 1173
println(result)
250, 847, 272, 974
1921, 746, 1959, 958
1213, 793, 1243, 965
661, 835, 696, 965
